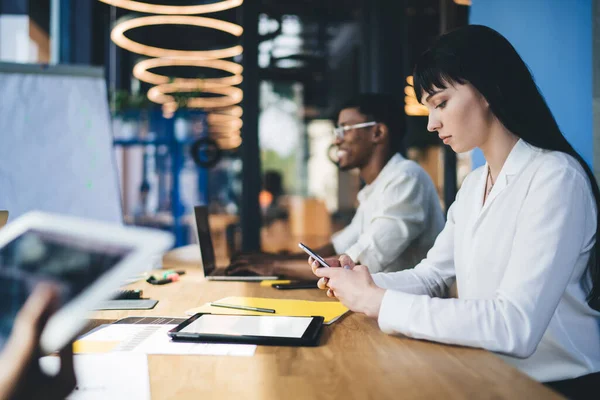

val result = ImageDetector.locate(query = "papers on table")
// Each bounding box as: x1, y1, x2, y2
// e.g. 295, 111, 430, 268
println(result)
40, 353, 150, 400
75, 321, 256, 357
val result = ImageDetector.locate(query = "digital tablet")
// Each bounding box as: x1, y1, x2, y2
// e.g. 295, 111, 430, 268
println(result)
168, 313, 325, 346
0, 211, 173, 354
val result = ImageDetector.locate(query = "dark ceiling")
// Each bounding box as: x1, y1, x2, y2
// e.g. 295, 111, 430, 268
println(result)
260, 0, 363, 21
24, 0, 460, 117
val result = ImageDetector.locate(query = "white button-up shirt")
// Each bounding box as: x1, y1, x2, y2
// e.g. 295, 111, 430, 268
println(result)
332, 153, 445, 273
373, 139, 600, 382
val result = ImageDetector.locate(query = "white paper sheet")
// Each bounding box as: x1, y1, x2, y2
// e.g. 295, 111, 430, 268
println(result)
79, 324, 256, 357
40, 353, 150, 400
82, 324, 148, 342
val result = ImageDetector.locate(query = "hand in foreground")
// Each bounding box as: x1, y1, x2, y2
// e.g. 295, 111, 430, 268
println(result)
307, 254, 353, 295
310, 257, 385, 319
0, 284, 77, 400
308, 256, 339, 269
308, 253, 356, 270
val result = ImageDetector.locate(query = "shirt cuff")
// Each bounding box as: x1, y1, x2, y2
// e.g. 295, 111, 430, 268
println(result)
371, 272, 385, 288
346, 241, 384, 273
343, 241, 365, 265
377, 290, 416, 335
331, 231, 347, 254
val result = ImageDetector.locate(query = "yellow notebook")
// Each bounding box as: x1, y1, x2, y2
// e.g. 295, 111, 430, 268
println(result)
259, 280, 291, 287
185, 296, 349, 325
73, 341, 120, 354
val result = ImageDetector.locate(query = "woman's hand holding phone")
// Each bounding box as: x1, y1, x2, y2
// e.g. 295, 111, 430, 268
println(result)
306, 252, 357, 298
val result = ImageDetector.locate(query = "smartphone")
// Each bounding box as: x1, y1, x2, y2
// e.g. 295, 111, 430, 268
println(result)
298, 242, 330, 268
273, 281, 319, 290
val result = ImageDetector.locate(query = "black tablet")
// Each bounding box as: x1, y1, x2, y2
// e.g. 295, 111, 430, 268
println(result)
168, 313, 324, 346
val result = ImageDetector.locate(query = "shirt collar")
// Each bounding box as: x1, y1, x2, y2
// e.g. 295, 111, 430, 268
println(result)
357, 153, 405, 203
484, 139, 540, 187
503, 139, 540, 177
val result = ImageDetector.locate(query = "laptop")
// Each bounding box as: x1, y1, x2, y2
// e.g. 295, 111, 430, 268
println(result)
193, 205, 278, 281
0, 211, 7, 229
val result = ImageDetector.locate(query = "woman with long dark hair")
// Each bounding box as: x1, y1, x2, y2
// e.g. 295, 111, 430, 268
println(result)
309, 25, 600, 397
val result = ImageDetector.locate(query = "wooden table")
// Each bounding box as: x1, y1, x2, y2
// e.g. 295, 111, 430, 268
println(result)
93, 269, 561, 399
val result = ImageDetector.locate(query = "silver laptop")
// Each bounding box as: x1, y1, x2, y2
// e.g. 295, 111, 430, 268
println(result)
193, 206, 278, 281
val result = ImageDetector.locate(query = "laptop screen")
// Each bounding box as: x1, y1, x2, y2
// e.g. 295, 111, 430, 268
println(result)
193, 206, 216, 275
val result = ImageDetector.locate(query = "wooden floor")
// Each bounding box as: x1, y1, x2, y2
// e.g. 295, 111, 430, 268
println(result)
92, 268, 563, 400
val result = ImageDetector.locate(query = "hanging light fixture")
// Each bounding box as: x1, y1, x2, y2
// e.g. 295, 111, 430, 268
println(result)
404, 76, 429, 117
98, 0, 243, 15
133, 58, 243, 87
111, 15, 243, 59
215, 135, 242, 150
104, 0, 245, 149
148, 83, 243, 109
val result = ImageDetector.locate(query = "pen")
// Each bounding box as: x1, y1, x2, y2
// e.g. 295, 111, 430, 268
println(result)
210, 303, 276, 313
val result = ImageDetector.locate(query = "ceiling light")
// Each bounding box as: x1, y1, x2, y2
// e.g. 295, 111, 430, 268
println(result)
111, 15, 243, 59
215, 136, 242, 150
211, 131, 241, 138
148, 83, 243, 109
207, 115, 243, 130
405, 75, 429, 116
209, 106, 243, 118
133, 58, 243, 86
99, 0, 243, 15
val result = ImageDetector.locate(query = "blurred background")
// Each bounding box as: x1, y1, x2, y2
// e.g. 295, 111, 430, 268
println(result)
0, 0, 596, 261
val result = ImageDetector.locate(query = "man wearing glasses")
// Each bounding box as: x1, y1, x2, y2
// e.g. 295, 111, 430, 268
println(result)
227, 94, 444, 279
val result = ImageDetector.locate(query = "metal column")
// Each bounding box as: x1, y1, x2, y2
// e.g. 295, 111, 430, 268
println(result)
240, 0, 262, 251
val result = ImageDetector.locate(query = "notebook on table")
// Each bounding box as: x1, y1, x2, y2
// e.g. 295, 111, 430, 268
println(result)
185, 296, 349, 325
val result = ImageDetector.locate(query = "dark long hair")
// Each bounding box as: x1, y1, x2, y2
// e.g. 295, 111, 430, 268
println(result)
413, 24, 600, 311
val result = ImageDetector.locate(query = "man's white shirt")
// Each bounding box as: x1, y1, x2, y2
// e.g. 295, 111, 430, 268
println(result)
372, 140, 600, 382
332, 153, 445, 273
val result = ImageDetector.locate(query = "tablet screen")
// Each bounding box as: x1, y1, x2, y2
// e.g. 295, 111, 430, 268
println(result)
180, 315, 314, 338
0, 229, 133, 348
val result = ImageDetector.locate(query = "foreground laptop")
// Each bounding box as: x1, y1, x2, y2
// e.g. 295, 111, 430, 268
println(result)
193, 205, 278, 281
